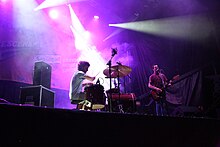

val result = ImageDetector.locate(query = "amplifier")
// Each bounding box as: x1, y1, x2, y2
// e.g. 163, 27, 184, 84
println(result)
20, 85, 55, 108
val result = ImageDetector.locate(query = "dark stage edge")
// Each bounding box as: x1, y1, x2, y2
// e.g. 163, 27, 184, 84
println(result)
0, 103, 220, 146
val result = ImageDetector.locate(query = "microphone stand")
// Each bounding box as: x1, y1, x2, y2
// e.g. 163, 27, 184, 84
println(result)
116, 66, 124, 113
106, 50, 117, 112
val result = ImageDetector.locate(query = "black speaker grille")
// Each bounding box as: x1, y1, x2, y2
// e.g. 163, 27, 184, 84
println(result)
33, 61, 52, 89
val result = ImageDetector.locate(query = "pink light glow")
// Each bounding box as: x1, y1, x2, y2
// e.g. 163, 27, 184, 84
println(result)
1, 0, 7, 2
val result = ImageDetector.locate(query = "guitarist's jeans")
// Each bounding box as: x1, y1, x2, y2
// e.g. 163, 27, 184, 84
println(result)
155, 99, 167, 116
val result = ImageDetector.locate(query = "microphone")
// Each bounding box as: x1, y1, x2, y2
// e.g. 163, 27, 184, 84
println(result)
111, 48, 117, 57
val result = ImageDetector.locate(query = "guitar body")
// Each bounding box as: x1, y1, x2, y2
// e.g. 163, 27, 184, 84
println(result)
150, 74, 179, 101
150, 89, 166, 101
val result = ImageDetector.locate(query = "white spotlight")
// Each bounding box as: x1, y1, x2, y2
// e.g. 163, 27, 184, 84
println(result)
49, 9, 59, 19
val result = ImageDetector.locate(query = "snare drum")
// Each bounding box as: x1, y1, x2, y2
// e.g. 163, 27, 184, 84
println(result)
84, 84, 105, 109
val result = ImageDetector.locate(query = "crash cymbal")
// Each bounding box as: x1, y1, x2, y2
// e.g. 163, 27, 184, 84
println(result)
103, 65, 132, 78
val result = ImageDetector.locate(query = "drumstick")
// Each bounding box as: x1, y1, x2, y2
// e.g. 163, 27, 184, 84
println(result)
94, 72, 100, 77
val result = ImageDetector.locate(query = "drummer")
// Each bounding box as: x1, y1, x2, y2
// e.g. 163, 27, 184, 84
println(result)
69, 61, 95, 108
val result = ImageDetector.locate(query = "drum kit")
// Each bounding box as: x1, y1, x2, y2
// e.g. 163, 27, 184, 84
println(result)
82, 64, 132, 112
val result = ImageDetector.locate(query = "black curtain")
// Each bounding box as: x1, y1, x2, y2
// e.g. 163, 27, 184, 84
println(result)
166, 69, 203, 106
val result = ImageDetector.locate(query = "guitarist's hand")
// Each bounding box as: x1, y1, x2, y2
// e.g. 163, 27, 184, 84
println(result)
168, 80, 172, 86
156, 88, 163, 93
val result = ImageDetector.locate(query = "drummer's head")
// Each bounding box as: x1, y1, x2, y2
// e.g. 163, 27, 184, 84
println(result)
78, 61, 90, 73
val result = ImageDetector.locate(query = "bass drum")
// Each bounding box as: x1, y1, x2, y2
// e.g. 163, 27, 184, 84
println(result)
84, 84, 106, 110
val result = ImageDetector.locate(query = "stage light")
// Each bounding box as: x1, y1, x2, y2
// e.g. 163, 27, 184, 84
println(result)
93, 15, 99, 20
108, 24, 113, 26
48, 9, 59, 19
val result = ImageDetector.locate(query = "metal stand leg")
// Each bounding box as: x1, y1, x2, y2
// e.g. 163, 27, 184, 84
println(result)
118, 104, 124, 113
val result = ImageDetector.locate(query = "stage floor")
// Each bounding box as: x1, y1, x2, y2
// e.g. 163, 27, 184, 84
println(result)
0, 103, 220, 146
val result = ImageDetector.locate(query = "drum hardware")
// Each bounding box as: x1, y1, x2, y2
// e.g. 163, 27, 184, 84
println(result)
104, 48, 118, 112
104, 59, 132, 113
84, 84, 106, 110
77, 101, 105, 111
77, 100, 92, 111
118, 104, 124, 113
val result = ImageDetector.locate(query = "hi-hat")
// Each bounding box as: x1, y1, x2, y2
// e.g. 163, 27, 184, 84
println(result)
103, 65, 132, 78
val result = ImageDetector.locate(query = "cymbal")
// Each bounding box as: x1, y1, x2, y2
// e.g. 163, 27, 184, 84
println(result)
103, 65, 132, 78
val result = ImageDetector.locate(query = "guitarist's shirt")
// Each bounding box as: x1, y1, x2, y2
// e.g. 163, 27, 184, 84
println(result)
149, 73, 168, 89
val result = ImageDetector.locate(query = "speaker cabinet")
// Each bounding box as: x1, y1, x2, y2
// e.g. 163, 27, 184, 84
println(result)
33, 61, 52, 89
20, 85, 55, 108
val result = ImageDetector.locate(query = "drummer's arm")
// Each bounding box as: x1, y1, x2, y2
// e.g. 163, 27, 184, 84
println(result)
84, 75, 95, 81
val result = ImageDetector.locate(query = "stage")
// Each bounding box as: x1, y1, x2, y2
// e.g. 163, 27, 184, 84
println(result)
0, 103, 220, 146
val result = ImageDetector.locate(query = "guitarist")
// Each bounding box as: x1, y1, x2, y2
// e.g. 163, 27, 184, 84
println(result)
148, 64, 170, 116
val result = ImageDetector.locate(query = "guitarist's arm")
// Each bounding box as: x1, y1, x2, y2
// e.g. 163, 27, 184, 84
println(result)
160, 73, 175, 88
148, 76, 162, 93
164, 74, 180, 87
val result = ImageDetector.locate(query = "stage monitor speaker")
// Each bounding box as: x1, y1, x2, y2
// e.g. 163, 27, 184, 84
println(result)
33, 61, 52, 89
20, 85, 55, 108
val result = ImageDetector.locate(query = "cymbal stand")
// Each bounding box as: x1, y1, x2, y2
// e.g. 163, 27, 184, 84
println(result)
116, 64, 124, 113
106, 48, 117, 112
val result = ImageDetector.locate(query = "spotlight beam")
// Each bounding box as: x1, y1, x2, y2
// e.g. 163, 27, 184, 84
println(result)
109, 14, 214, 41
68, 4, 112, 91
104, 14, 139, 41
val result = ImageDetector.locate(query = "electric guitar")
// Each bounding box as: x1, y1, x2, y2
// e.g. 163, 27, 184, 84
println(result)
150, 75, 179, 101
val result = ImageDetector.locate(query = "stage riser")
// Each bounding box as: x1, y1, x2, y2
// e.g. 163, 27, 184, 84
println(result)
0, 104, 220, 146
